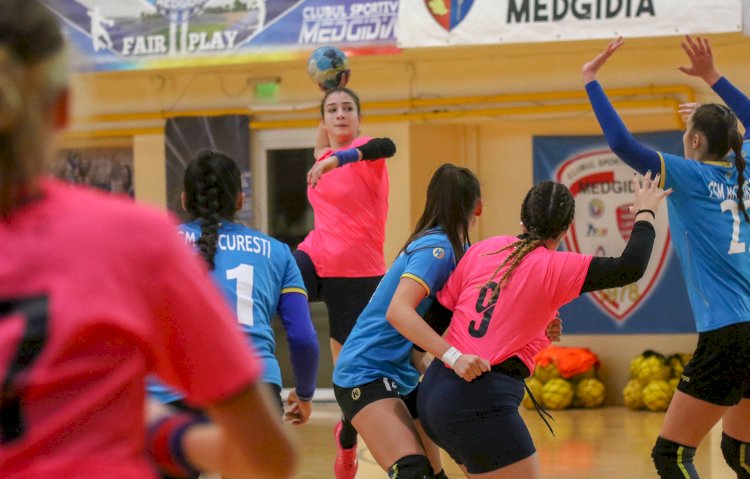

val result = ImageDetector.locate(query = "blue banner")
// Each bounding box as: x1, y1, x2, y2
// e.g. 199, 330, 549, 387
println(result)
45, 0, 399, 71
533, 132, 695, 334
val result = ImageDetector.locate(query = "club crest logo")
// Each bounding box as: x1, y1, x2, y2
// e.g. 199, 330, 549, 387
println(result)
555, 149, 671, 321
424, 0, 475, 32
433, 247, 445, 259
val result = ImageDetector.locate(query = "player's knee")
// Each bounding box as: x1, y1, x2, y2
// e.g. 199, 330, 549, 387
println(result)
651, 436, 698, 479
387, 454, 433, 479
721, 432, 750, 478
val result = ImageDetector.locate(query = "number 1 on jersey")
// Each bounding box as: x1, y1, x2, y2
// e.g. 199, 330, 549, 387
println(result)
226, 264, 255, 327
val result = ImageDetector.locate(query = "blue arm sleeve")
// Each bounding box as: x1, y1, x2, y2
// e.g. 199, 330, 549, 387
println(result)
278, 292, 319, 401
711, 77, 750, 139
586, 80, 662, 174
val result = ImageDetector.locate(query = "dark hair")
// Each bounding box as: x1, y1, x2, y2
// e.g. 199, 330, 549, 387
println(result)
320, 87, 361, 117
183, 149, 242, 269
691, 104, 749, 223
483, 181, 575, 296
400, 163, 481, 263
0, 0, 66, 215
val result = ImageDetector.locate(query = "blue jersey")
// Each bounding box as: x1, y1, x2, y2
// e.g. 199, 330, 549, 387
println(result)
333, 229, 457, 394
148, 220, 307, 403
658, 149, 750, 332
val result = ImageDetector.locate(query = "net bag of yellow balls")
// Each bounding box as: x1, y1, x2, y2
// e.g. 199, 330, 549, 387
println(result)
523, 346, 606, 410
622, 350, 692, 411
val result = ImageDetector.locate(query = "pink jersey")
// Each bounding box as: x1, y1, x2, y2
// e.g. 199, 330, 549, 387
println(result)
0, 180, 261, 479
438, 236, 592, 373
297, 136, 388, 277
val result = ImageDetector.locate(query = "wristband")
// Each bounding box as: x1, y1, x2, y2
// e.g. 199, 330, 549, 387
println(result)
441, 346, 462, 369
147, 412, 208, 479
635, 209, 656, 219
334, 148, 359, 166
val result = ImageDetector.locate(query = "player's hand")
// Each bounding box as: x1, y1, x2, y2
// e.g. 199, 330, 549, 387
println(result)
307, 155, 339, 187
678, 102, 700, 124
546, 314, 563, 342
284, 390, 312, 426
678, 36, 721, 86
630, 171, 672, 218
583, 36, 624, 84
452, 354, 491, 382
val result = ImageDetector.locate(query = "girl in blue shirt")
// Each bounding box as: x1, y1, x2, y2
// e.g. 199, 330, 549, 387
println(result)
584, 36, 750, 479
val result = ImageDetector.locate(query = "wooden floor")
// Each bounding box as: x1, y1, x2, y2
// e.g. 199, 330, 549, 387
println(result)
283, 402, 736, 479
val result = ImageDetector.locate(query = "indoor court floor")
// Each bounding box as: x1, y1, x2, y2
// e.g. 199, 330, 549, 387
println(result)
283, 401, 736, 479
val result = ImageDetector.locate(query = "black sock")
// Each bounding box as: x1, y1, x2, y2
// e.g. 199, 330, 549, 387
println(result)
338, 415, 358, 449
358, 138, 396, 160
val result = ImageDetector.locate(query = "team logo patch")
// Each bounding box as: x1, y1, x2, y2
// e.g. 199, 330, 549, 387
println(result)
555, 150, 672, 321
351, 388, 361, 401
424, 0, 474, 32
432, 247, 445, 259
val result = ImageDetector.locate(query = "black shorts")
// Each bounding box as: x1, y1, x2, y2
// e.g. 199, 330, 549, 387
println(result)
293, 249, 382, 344
417, 361, 535, 474
677, 322, 750, 406
334, 379, 419, 422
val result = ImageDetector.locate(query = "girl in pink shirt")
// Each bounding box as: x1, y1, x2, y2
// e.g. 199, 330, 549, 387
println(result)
390, 175, 670, 478
292, 86, 396, 478
0, 3, 295, 478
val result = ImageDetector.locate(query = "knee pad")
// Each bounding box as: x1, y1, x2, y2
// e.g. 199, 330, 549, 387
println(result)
433, 469, 449, 479
651, 436, 698, 479
721, 432, 750, 478
387, 454, 433, 479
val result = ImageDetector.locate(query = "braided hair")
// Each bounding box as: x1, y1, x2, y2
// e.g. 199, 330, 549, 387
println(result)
483, 181, 576, 298
183, 149, 242, 269
691, 104, 749, 223
400, 163, 481, 263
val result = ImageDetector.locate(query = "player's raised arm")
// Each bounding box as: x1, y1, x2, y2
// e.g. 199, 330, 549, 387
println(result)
583, 38, 661, 175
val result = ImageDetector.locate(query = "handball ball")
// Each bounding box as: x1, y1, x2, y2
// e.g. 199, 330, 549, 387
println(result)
575, 378, 606, 408
623, 379, 644, 410
522, 377, 544, 410
642, 380, 673, 411
541, 378, 574, 410
307, 46, 349, 91
534, 363, 561, 383
635, 355, 671, 383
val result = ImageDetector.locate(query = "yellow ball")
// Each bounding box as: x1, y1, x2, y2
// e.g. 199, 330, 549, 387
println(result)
642, 380, 673, 411
575, 378, 606, 408
534, 363, 561, 383
635, 356, 671, 383
541, 378, 574, 410
629, 355, 645, 378
523, 377, 544, 410
623, 379, 644, 410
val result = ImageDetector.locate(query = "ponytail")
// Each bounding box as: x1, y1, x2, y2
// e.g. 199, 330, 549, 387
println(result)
0, 47, 23, 215
728, 126, 749, 223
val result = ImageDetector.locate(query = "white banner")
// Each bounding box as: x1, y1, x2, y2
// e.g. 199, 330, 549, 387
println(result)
397, 0, 742, 48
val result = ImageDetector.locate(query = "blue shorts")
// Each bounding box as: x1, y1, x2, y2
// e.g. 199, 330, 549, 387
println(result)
417, 360, 535, 474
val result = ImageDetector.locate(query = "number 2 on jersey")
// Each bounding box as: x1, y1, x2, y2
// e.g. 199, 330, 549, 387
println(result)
721, 200, 747, 254
0, 295, 49, 444
226, 264, 255, 326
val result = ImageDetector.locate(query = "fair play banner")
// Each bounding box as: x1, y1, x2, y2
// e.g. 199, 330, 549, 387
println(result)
397, 0, 741, 48
44, 0, 399, 71
533, 132, 695, 334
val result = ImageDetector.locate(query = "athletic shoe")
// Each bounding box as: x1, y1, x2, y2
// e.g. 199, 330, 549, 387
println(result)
333, 420, 358, 479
